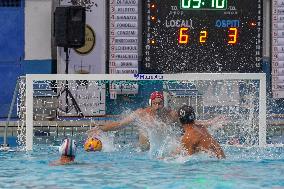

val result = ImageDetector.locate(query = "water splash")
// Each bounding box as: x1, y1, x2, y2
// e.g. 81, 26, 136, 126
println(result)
90, 131, 117, 153
134, 115, 183, 159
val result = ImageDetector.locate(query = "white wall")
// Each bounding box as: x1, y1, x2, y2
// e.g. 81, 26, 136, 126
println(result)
25, 0, 52, 60
57, 0, 106, 74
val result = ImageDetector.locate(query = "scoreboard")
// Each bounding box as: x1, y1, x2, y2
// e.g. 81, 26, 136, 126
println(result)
272, 0, 284, 98
141, 0, 263, 73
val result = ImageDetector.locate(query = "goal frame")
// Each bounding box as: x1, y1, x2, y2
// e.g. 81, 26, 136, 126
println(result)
25, 73, 267, 150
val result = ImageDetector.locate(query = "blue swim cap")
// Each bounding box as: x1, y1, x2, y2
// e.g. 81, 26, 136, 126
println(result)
59, 138, 77, 157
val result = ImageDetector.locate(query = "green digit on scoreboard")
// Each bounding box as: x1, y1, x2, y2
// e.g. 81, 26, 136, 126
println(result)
180, 0, 227, 10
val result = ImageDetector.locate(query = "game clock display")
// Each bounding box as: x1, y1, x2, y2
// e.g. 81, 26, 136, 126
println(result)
180, 0, 227, 10
142, 0, 263, 73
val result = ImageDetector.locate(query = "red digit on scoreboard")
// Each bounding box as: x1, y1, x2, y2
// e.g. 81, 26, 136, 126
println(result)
178, 27, 189, 44
228, 27, 238, 44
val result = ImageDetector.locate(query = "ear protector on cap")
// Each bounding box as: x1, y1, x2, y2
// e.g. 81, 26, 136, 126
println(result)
178, 105, 196, 124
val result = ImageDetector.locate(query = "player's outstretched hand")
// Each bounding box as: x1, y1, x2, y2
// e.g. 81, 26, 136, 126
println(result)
86, 125, 103, 138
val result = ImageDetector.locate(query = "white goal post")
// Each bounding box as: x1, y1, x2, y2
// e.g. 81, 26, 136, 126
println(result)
25, 73, 267, 150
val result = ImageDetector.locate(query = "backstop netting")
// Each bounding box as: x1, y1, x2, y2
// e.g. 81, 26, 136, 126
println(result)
19, 73, 266, 150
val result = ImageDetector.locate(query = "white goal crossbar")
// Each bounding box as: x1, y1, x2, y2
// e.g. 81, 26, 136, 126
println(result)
25, 73, 267, 150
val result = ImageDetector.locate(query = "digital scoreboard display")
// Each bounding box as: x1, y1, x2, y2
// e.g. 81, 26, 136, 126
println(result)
180, 0, 227, 10
142, 0, 263, 73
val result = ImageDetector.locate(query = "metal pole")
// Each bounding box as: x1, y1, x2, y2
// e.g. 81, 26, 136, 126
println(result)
3, 78, 19, 147
65, 47, 69, 113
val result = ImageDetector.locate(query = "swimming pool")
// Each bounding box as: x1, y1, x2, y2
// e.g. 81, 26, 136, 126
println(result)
2, 74, 281, 188
0, 144, 283, 189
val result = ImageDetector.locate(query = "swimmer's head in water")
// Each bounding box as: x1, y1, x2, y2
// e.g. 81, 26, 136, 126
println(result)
84, 137, 102, 152
59, 138, 77, 157
149, 91, 164, 108
178, 105, 196, 124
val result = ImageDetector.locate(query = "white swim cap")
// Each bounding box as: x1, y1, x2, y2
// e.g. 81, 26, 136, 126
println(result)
59, 138, 77, 157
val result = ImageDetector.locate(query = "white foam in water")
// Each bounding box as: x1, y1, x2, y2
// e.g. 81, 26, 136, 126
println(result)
0, 146, 10, 151
133, 113, 255, 163
91, 131, 117, 152
134, 116, 183, 159
0, 146, 26, 152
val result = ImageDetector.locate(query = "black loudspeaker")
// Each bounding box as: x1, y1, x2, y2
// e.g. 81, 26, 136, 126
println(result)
54, 6, 86, 48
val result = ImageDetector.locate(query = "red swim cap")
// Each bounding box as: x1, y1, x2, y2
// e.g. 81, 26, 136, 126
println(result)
149, 91, 164, 105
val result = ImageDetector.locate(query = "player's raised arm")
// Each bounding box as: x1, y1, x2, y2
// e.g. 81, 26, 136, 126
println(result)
195, 115, 229, 128
87, 109, 141, 136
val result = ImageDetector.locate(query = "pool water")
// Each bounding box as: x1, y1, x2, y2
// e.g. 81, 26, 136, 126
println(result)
0, 145, 283, 189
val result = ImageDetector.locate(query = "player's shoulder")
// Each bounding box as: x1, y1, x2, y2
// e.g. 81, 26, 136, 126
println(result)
135, 107, 149, 114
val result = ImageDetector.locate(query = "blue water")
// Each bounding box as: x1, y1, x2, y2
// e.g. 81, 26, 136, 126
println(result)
0, 145, 284, 189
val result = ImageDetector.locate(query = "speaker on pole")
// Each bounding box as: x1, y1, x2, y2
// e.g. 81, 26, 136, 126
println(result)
54, 6, 86, 117
54, 6, 86, 48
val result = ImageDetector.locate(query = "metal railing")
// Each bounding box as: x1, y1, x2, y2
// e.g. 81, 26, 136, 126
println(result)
1, 77, 20, 148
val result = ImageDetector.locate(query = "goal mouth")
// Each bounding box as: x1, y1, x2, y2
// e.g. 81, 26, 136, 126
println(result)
21, 73, 266, 150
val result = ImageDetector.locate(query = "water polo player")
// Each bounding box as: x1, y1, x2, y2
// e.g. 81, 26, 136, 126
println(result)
49, 138, 77, 166
177, 105, 225, 159
87, 91, 177, 151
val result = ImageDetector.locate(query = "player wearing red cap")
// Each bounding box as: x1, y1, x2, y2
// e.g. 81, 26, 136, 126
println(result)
87, 91, 177, 150
87, 91, 226, 151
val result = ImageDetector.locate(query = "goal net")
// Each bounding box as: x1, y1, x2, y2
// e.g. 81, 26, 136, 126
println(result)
19, 73, 266, 150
